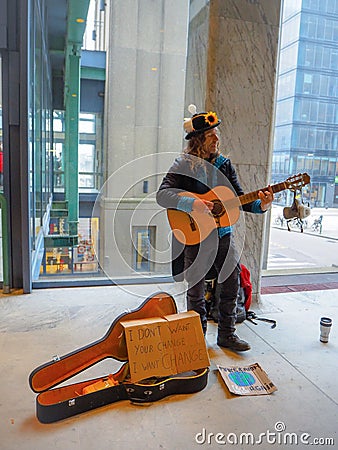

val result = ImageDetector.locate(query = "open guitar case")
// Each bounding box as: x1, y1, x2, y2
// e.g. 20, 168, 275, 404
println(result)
29, 292, 209, 423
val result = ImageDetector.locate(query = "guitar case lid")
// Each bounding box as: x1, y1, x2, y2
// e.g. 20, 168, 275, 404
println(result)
28, 292, 209, 423
29, 291, 178, 394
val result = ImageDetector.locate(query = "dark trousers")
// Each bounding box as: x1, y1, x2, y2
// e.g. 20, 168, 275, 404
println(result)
184, 231, 240, 337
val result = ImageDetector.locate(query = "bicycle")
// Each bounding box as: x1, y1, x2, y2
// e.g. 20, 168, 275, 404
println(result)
274, 214, 285, 227
311, 215, 323, 234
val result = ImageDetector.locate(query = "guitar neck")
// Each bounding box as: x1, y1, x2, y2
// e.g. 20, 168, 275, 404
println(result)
238, 181, 287, 206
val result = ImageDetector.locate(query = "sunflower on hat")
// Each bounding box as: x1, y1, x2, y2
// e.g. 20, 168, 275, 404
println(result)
205, 112, 218, 126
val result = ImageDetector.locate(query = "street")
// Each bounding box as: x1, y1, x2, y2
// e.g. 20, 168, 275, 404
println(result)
267, 206, 338, 271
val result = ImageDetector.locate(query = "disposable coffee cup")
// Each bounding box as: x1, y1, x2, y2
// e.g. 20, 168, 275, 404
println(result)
320, 317, 332, 343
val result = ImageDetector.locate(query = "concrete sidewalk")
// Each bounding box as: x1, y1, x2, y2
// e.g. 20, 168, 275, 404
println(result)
0, 283, 337, 449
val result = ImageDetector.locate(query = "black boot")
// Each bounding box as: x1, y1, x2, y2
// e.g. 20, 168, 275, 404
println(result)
217, 334, 251, 351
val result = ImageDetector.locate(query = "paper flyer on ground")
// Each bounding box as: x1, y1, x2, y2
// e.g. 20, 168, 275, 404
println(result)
217, 363, 277, 396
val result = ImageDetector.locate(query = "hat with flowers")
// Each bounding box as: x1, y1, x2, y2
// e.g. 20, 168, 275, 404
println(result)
183, 104, 221, 140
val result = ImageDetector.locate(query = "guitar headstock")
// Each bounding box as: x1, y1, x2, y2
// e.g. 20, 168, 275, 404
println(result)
285, 173, 311, 191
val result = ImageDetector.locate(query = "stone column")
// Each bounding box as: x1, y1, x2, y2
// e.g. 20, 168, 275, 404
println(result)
186, 0, 282, 301
101, 0, 190, 276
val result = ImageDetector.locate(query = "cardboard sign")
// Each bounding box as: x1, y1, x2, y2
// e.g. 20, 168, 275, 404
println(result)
121, 311, 210, 382
218, 363, 277, 396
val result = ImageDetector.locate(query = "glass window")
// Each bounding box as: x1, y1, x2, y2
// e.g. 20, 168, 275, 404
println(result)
283, 154, 290, 173
41, 217, 99, 276
299, 127, 308, 147
308, 130, 315, 148
322, 47, 330, 68
295, 98, 310, 121
29, 6, 54, 255
328, 75, 337, 97
301, 14, 317, 38
314, 45, 323, 66
283, 0, 302, 20
303, 73, 313, 93
324, 131, 333, 149
318, 0, 328, 12
290, 155, 297, 173
275, 99, 294, 125
328, 158, 336, 176
53, 119, 63, 132
320, 158, 329, 175
301, 43, 314, 67
132, 226, 156, 272
313, 157, 321, 175
311, 73, 320, 94
282, 14, 301, 46
319, 74, 328, 96
333, 21, 338, 41
274, 126, 292, 149
279, 43, 299, 72
0, 55, 3, 191
324, 19, 334, 40
304, 155, 313, 171
326, 103, 334, 123
79, 143, 95, 188
309, 0, 319, 9
318, 103, 326, 122
79, 113, 96, 133
331, 49, 338, 71
296, 155, 305, 172
277, 72, 296, 99
309, 100, 318, 121
327, 0, 338, 14
315, 129, 324, 148
52, 110, 102, 192
316, 16, 325, 40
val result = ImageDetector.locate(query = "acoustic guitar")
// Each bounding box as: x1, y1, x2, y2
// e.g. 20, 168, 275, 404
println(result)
167, 173, 310, 245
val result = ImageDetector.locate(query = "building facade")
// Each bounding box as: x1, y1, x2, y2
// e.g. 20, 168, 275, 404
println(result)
0, 0, 281, 293
273, 0, 338, 207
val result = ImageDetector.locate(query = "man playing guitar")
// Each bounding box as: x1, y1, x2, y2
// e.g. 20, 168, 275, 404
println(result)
156, 106, 274, 351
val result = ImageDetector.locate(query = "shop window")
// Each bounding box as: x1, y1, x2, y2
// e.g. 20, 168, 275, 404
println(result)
132, 227, 156, 272
41, 217, 99, 276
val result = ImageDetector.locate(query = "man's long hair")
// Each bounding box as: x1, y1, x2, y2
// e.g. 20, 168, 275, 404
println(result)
183, 132, 220, 167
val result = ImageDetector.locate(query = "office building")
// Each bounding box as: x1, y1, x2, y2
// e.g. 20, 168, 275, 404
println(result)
273, 0, 338, 207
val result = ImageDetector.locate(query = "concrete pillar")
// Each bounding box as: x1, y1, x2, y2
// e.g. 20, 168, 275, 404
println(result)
101, 0, 190, 276
186, 0, 282, 301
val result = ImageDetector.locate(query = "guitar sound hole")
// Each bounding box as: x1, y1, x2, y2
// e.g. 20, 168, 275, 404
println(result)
211, 200, 225, 218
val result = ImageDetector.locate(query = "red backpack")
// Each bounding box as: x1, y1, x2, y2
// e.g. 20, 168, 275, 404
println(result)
236, 264, 252, 322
